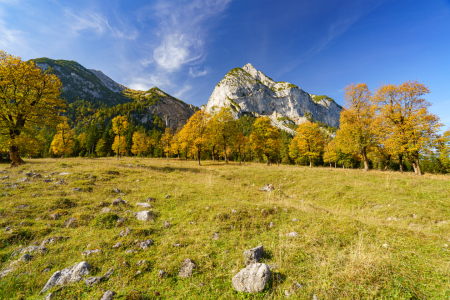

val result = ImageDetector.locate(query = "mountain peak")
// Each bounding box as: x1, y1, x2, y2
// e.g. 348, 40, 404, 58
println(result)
241, 63, 275, 87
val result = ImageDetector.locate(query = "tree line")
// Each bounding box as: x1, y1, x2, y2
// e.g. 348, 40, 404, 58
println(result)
1, 51, 449, 174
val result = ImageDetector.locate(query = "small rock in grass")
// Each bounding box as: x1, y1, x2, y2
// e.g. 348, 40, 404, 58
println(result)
112, 242, 122, 248
158, 270, 166, 278
82, 249, 101, 256
44, 292, 54, 299
134, 211, 154, 221
189, 221, 194, 225
382, 243, 389, 248
165, 195, 171, 199
268, 264, 277, 270
136, 260, 147, 266
17, 177, 29, 183
99, 290, 116, 300
232, 263, 271, 293
231, 209, 237, 213
20, 254, 32, 262
119, 228, 131, 237
101, 207, 112, 213
206, 206, 210, 210
136, 203, 151, 208
145, 197, 155, 202
112, 188, 122, 193
54, 180, 65, 185
163, 221, 171, 228
19, 204, 28, 209
269, 222, 274, 227
285, 290, 291, 297
172, 243, 183, 247
313, 295, 319, 300
50, 213, 62, 220
71, 187, 82, 192
59, 172, 71, 176
84, 268, 114, 286
287, 231, 299, 237
63, 218, 77, 228
41, 236, 65, 247
243, 245, 264, 265
178, 259, 197, 278
135, 270, 142, 275
260, 184, 274, 192
292, 218, 299, 222
112, 198, 126, 205
125, 249, 136, 254
40, 261, 91, 294
42, 179, 53, 183
116, 217, 126, 224
140, 239, 153, 250
4, 226, 12, 232
212, 232, 220, 240
0, 267, 14, 278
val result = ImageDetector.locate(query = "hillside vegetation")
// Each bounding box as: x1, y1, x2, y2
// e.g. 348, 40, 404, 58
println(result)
0, 158, 449, 299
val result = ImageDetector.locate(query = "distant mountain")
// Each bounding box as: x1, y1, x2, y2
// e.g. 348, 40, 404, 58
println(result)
203, 63, 342, 133
31, 58, 197, 129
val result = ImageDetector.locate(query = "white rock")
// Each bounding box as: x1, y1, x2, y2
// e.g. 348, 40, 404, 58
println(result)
232, 263, 271, 293
40, 262, 91, 294
287, 231, 299, 237
136, 203, 151, 208
134, 211, 154, 221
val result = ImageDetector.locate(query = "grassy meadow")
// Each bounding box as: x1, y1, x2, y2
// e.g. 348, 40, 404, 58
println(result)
0, 158, 449, 299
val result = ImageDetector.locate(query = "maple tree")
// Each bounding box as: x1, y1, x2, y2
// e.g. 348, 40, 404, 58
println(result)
51, 121, 75, 158
323, 137, 338, 168
95, 138, 107, 157
180, 110, 210, 165
373, 81, 442, 175
160, 128, 174, 160
290, 122, 324, 168
111, 115, 128, 159
438, 130, 450, 172
208, 108, 238, 163
250, 117, 281, 165
0, 51, 65, 166
336, 83, 376, 171
235, 132, 248, 164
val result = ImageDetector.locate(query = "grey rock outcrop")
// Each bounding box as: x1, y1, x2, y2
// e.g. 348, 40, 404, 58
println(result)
203, 63, 342, 130
99, 290, 116, 300
232, 263, 271, 293
40, 261, 91, 294
84, 268, 114, 286
134, 211, 154, 221
178, 259, 197, 278
243, 245, 264, 265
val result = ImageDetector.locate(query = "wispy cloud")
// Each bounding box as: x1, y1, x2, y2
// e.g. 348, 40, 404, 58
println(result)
189, 66, 211, 77
174, 84, 192, 98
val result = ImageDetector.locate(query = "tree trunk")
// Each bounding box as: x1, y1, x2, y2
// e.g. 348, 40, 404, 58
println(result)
212, 146, 215, 161
329, 163, 332, 169
384, 155, 391, 171
362, 150, 369, 171
309, 158, 312, 168
399, 154, 403, 173
197, 150, 201, 166
415, 158, 422, 176
9, 145, 25, 167
334, 162, 336, 168
266, 157, 270, 166
224, 147, 228, 163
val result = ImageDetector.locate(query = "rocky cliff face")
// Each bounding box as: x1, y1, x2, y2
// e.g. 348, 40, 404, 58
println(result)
32, 58, 196, 129
203, 63, 342, 129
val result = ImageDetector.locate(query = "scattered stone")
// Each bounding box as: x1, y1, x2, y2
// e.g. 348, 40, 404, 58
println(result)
17, 177, 29, 183
178, 259, 197, 278
63, 218, 77, 228
44, 292, 54, 300
145, 197, 156, 202
42, 266, 52, 273
313, 295, 319, 300
19, 253, 32, 262
163, 221, 171, 228
0, 267, 14, 278
42, 179, 53, 183
112, 198, 126, 205
40, 261, 91, 294
71, 187, 82, 192
125, 249, 136, 254
134, 211, 154, 221
158, 270, 166, 278
112, 188, 122, 193
112, 242, 122, 248
99, 291, 116, 300
59, 172, 71, 176
84, 268, 114, 286
212, 232, 220, 240
189, 221, 194, 225
136, 260, 147, 266
1, 176, 9, 180
382, 243, 389, 248
243, 245, 264, 265
50, 213, 62, 220
49, 172, 58, 176
231, 209, 237, 213
269, 222, 274, 227
135, 270, 142, 275
19, 204, 28, 209
261, 209, 268, 216
206, 206, 210, 210
54, 180, 65, 185
172, 243, 183, 247
101, 207, 112, 213
287, 231, 299, 237
107, 171, 119, 175
292, 218, 299, 222
136, 202, 151, 208
230, 225, 234, 229
119, 228, 131, 237
232, 263, 271, 293
4, 226, 12, 232
285, 290, 291, 297
82, 249, 101, 256
140, 239, 153, 249
386, 217, 398, 221
260, 184, 274, 192
116, 217, 126, 224
41, 237, 65, 247
165, 195, 171, 199
12, 245, 48, 257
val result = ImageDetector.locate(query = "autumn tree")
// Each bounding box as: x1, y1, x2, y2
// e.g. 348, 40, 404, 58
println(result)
336, 83, 377, 171
235, 132, 248, 164
112, 115, 128, 159
160, 128, 174, 160
208, 108, 238, 163
374, 81, 442, 176
0, 51, 65, 166
290, 122, 324, 168
51, 121, 75, 158
250, 117, 281, 165
95, 138, 107, 157
180, 111, 210, 165
438, 130, 450, 172
323, 138, 338, 168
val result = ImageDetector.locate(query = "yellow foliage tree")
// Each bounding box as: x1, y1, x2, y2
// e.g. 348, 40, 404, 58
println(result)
250, 117, 281, 165
235, 132, 248, 164
208, 108, 238, 163
336, 83, 377, 171
323, 137, 337, 168
373, 81, 442, 175
51, 122, 75, 158
290, 122, 324, 168
160, 128, 174, 160
111, 115, 129, 159
131, 131, 154, 157
95, 138, 107, 157
179, 111, 210, 165
112, 136, 127, 157
77, 132, 87, 152
0, 51, 65, 166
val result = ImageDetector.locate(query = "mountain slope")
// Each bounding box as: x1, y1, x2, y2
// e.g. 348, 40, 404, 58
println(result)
203, 63, 342, 130
31, 58, 196, 129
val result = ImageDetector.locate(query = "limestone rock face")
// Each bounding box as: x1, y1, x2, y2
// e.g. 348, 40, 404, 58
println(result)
232, 263, 271, 293
203, 63, 342, 130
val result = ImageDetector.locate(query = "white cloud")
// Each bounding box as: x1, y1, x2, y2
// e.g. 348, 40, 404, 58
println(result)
154, 34, 203, 71
0, 19, 32, 56
189, 66, 210, 77
174, 84, 192, 98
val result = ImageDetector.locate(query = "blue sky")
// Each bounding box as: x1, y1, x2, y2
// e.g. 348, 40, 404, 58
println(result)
1, 0, 450, 129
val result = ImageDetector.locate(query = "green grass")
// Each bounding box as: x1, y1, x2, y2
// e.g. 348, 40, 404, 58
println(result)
0, 158, 449, 299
